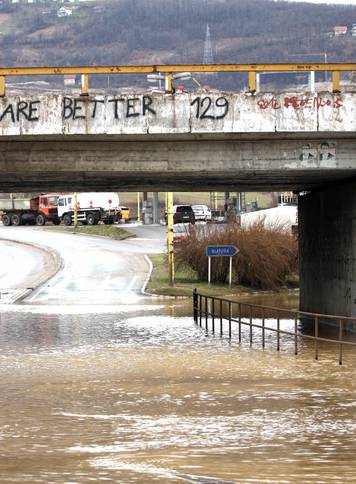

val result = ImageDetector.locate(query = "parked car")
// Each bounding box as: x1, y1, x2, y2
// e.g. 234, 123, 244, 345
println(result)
173, 205, 195, 224
164, 205, 195, 224
173, 223, 193, 243
192, 204, 212, 222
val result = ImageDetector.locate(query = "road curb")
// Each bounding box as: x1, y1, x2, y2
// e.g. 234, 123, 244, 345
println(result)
142, 255, 156, 296
141, 255, 189, 299
0, 237, 62, 304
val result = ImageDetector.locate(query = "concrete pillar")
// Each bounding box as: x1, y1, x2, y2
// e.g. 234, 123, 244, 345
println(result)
299, 180, 356, 318
152, 192, 159, 224
224, 192, 230, 212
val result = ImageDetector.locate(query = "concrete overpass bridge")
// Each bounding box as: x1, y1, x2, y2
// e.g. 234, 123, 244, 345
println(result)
1, 63, 356, 318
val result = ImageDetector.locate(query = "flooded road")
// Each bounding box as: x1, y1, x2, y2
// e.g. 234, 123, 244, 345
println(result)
1, 226, 356, 482
1, 300, 356, 483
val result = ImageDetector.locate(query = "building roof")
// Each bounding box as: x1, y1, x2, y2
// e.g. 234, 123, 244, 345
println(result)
334, 26, 348, 33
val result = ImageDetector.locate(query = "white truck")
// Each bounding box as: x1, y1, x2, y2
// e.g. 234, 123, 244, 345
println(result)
57, 192, 120, 226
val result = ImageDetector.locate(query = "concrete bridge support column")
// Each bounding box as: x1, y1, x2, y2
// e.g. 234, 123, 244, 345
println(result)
299, 180, 356, 317
152, 192, 160, 225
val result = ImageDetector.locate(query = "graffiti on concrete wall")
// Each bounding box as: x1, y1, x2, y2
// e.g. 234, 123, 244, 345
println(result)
0, 100, 40, 122
190, 96, 229, 120
257, 95, 343, 110
63, 95, 156, 120
0, 93, 346, 126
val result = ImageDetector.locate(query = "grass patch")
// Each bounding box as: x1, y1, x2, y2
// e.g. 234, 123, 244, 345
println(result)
42, 224, 133, 240
147, 254, 253, 298
175, 222, 298, 291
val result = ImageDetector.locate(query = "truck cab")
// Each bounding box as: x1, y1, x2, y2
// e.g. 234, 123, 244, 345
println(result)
34, 194, 60, 225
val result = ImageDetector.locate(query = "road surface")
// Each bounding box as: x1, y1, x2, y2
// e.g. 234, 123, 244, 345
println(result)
0, 225, 166, 307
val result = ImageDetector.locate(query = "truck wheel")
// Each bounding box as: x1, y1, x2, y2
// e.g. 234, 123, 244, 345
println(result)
86, 212, 96, 225
36, 214, 46, 226
11, 214, 21, 226
63, 214, 72, 226
2, 214, 11, 226
53, 219, 61, 226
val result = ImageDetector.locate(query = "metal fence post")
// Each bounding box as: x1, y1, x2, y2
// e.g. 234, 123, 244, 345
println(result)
277, 316, 280, 351
193, 288, 198, 324
212, 297, 215, 334
239, 302, 242, 343
294, 315, 298, 356
199, 295, 202, 327
228, 301, 232, 339
339, 319, 343, 365
249, 305, 253, 346
314, 316, 319, 360
205, 296, 208, 331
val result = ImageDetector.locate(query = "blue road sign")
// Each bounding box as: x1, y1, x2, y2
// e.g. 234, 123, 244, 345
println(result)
206, 245, 239, 257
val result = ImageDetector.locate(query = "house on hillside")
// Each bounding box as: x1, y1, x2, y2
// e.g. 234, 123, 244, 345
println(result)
334, 26, 348, 36
57, 6, 72, 17
351, 24, 356, 36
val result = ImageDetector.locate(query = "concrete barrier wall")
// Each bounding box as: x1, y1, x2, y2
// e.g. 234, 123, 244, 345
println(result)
240, 206, 298, 228
0, 91, 352, 136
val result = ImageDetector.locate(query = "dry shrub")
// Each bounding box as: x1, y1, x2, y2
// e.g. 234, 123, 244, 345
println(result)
175, 220, 298, 290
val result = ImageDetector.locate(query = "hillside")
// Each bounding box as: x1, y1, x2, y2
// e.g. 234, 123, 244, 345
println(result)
1, 0, 356, 90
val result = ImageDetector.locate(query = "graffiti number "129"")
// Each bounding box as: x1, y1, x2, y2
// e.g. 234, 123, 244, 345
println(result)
190, 96, 229, 120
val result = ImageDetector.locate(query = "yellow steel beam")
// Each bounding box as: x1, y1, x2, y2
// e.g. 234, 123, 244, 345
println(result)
0, 76, 5, 97
0, 63, 355, 76
81, 74, 89, 96
332, 71, 341, 92
165, 72, 173, 93
248, 71, 257, 93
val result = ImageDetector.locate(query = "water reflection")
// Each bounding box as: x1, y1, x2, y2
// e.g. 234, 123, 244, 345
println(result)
1, 298, 356, 483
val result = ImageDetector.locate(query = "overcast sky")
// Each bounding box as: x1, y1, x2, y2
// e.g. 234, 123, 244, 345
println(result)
281, 0, 356, 4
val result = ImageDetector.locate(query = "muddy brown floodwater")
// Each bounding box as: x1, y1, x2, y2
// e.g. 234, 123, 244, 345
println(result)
1, 295, 356, 483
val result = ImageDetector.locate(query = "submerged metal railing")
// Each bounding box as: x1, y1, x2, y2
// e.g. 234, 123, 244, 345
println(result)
193, 289, 356, 365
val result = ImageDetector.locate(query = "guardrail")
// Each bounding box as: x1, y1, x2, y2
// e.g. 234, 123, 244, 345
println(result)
0, 63, 355, 96
193, 289, 356, 365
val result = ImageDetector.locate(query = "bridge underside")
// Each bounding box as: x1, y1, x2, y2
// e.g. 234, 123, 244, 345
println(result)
0, 134, 355, 192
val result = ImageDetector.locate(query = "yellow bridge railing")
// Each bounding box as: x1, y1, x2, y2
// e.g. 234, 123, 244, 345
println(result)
0, 63, 355, 96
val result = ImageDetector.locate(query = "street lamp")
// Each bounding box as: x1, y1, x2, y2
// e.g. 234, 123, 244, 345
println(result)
147, 72, 196, 93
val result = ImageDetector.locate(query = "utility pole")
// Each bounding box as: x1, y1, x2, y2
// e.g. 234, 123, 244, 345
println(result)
137, 192, 141, 222
74, 192, 78, 227
167, 192, 175, 286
